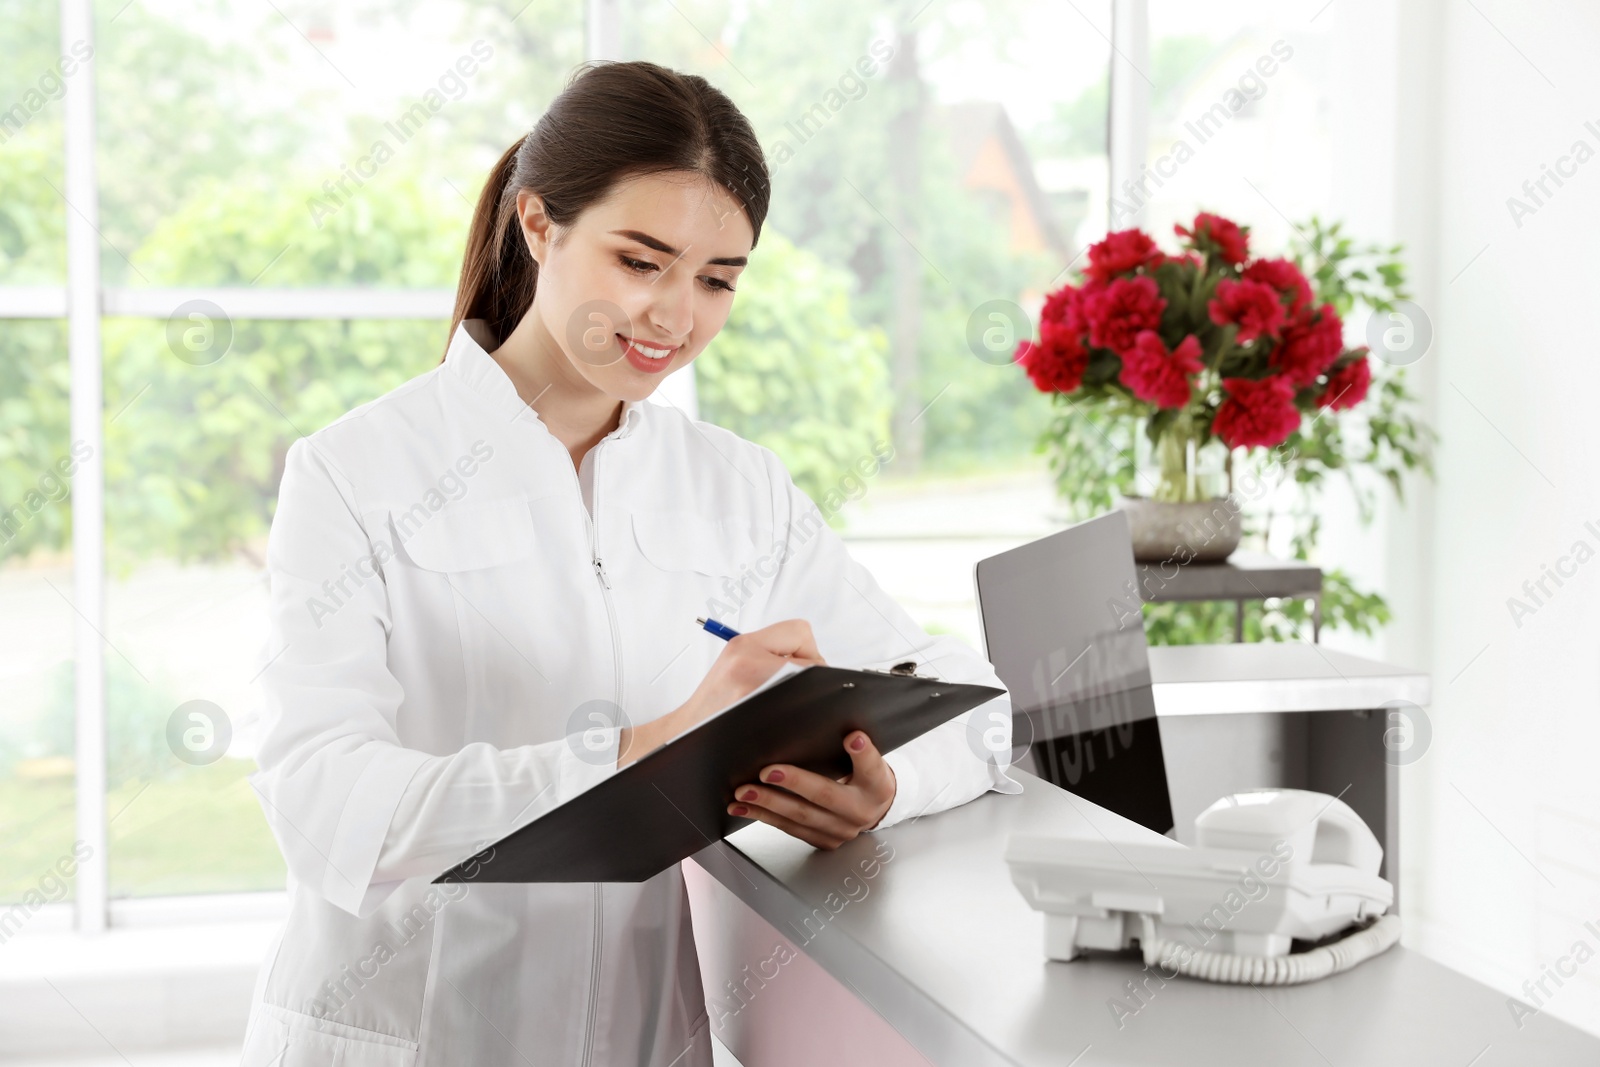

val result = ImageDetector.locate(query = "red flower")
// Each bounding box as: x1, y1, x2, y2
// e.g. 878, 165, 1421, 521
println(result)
1085, 229, 1162, 283
1272, 304, 1345, 385
1015, 335, 1088, 393
1120, 331, 1203, 409
1318, 354, 1372, 410
1242, 257, 1313, 314
1177, 212, 1250, 265
1040, 282, 1091, 334
1083, 276, 1166, 353
1018, 282, 1099, 393
1208, 279, 1287, 344
1213, 375, 1301, 449
1039, 315, 1081, 354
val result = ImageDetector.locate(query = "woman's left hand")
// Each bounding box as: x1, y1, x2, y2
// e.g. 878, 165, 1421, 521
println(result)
727, 731, 896, 849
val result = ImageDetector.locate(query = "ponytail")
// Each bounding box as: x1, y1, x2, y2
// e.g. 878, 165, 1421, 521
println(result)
443, 61, 771, 361
448, 135, 535, 355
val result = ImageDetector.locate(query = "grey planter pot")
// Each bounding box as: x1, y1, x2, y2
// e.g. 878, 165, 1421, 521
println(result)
1115, 494, 1244, 563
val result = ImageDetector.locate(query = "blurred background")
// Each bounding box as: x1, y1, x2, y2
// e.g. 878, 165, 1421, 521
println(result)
3, 0, 1599, 1060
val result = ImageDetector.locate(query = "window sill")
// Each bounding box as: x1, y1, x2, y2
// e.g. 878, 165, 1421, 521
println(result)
0, 895, 285, 1058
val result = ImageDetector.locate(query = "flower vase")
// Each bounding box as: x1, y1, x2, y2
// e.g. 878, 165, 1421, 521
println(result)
1115, 427, 1242, 564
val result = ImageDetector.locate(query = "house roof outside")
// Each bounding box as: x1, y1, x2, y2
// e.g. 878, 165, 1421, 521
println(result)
932, 100, 1074, 262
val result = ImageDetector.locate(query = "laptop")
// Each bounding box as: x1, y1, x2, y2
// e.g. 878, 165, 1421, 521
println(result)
973, 510, 1176, 836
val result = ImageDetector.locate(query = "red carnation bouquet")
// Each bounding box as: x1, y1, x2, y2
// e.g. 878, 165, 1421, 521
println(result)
1015, 212, 1373, 503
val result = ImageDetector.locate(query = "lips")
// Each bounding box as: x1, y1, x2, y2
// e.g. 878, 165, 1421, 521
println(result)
617, 334, 679, 375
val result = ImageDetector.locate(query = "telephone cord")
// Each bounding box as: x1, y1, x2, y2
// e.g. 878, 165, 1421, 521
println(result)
1136, 913, 1403, 985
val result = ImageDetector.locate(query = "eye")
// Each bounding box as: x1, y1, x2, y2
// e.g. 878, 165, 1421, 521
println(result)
701, 276, 736, 293
618, 254, 657, 274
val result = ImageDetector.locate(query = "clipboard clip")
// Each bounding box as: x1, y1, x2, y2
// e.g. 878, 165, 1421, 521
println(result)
861, 660, 930, 678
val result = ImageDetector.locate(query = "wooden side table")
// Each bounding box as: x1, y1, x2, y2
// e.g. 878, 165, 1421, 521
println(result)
1134, 549, 1324, 642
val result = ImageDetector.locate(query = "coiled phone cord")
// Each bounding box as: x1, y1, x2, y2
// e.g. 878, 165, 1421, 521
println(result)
1137, 913, 1403, 985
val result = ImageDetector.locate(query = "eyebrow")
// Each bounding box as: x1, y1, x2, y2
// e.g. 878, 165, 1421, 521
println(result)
609, 229, 747, 267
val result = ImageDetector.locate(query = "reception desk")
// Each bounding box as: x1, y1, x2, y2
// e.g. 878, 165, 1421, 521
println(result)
684, 645, 1597, 1065
685, 769, 1600, 1066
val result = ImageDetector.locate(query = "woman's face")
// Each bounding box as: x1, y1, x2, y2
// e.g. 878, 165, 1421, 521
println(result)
518, 171, 754, 403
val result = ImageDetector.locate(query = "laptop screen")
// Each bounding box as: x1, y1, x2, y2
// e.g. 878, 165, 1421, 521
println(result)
974, 510, 1175, 835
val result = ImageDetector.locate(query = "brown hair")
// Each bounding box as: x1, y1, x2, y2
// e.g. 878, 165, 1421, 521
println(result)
447, 60, 770, 357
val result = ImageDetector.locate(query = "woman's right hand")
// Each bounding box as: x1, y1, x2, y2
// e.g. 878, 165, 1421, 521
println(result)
616, 620, 825, 767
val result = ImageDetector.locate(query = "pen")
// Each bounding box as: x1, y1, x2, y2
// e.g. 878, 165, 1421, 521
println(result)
695, 616, 742, 641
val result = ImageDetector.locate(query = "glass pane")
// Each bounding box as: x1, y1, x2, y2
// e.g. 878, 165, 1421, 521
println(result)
1140, 0, 1333, 253
0, 0, 68, 284
92, 0, 583, 898
93, 0, 586, 287
2, 3, 75, 910
102, 317, 448, 898
0, 319, 77, 906
616, 0, 1113, 648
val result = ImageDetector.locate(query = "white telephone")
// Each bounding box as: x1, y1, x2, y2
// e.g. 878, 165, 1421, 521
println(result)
1005, 789, 1402, 984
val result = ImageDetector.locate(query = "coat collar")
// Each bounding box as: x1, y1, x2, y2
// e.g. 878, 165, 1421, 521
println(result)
444, 318, 646, 439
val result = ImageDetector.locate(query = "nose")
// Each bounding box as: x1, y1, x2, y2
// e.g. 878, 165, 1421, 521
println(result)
644, 269, 694, 343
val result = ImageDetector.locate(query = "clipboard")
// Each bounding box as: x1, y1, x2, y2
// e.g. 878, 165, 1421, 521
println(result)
433, 663, 1005, 884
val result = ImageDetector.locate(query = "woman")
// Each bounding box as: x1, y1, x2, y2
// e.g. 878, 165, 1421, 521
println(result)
242, 60, 1018, 1066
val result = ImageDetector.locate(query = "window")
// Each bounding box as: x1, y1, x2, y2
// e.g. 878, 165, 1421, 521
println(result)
6, 0, 1112, 923
1, 0, 586, 919
92, 0, 589, 899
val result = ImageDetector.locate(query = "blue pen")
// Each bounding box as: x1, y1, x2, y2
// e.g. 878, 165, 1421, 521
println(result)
695, 616, 742, 641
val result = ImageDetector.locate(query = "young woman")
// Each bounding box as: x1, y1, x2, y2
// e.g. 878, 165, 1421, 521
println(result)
242, 60, 1018, 1066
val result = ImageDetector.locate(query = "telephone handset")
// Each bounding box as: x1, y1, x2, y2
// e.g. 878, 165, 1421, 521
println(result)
1006, 789, 1402, 984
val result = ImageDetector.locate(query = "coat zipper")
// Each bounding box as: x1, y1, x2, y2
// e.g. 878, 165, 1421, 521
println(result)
591, 449, 625, 711
555, 440, 627, 711
562, 440, 623, 1067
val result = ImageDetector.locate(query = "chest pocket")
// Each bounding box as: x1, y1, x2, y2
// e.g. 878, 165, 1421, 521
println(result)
392, 496, 539, 572
630, 510, 760, 578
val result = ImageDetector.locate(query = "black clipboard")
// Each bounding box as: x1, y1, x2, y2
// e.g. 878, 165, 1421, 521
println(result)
433, 663, 1004, 884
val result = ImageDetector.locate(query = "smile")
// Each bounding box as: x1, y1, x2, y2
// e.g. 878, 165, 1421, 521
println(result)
617, 334, 679, 374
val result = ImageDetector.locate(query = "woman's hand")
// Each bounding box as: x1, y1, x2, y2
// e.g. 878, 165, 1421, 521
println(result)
727, 730, 897, 849
617, 620, 825, 767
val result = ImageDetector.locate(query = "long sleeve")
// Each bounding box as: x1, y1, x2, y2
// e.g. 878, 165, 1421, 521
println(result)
754, 448, 1022, 832
249, 437, 619, 918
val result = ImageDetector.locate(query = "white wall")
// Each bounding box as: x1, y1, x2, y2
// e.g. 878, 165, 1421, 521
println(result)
1327, 0, 1600, 1036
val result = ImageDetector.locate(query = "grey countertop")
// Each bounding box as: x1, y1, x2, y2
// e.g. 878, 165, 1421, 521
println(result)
696, 769, 1597, 1066
1147, 642, 1432, 716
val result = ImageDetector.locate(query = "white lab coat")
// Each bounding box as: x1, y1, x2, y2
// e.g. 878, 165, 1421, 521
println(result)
240, 319, 1020, 1066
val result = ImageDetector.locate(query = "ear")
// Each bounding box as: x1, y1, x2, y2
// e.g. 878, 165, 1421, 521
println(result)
515, 189, 554, 266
